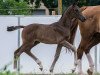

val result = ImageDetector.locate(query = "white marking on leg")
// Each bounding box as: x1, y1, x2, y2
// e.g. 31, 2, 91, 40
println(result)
72, 48, 77, 73
74, 48, 77, 65
77, 59, 83, 75
71, 67, 76, 73
36, 59, 43, 68
50, 65, 54, 72
86, 53, 94, 72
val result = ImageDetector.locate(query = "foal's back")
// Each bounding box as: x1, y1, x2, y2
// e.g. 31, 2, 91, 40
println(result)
22, 23, 64, 44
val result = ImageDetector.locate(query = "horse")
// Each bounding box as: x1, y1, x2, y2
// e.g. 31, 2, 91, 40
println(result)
7, 3, 86, 73
68, 5, 100, 75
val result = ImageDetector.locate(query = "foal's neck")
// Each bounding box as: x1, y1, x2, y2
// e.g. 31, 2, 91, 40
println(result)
58, 12, 72, 27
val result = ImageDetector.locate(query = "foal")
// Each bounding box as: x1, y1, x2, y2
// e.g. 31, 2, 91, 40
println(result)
7, 3, 86, 72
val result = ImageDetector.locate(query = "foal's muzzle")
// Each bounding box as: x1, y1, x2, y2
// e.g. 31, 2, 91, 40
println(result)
79, 15, 86, 22
81, 16, 86, 22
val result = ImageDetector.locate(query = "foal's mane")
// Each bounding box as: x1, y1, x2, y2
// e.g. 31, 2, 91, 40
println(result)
60, 5, 73, 19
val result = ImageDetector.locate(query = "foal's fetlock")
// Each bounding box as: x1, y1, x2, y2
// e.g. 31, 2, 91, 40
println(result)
36, 59, 41, 65
14, 56, 18, 69
74, 62, 77, 67
39, 67, 43, 71
49, 68, 54, 73
72, 62, 77, 73
36, 59, 43, 71
73, 46, 77, 51
74, 58, 78, 65
49, 65, 54, 73
71, 68, 76, 73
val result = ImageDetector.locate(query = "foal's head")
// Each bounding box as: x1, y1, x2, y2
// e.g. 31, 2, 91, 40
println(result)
66, 3, 86, 22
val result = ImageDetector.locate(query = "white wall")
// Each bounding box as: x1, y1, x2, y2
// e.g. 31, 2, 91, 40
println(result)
0, 16, 18, 72
0, 16, 100, 74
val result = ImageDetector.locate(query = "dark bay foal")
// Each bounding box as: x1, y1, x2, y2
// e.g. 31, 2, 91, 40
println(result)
7, 3, 86, 73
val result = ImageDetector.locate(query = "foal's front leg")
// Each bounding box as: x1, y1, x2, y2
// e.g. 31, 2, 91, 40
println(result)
60, 40, 77, 70
14, 45, 24, 69
49, 44, 62, 73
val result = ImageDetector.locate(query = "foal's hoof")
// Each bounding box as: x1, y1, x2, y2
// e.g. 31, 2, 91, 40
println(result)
72, 69, 75, 73
49, 69, 53, 73
87, 69, 93, 75
39, 67, 43, 71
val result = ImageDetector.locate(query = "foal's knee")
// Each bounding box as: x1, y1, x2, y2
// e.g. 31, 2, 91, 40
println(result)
72, 46, 77, 52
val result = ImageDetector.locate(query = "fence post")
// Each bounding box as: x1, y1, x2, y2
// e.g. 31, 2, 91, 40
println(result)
94, 45, 97, 73
99, 44, 100, 73
99, 46, 100, 72
16, 16, 21, 75
58, 0, 62, 15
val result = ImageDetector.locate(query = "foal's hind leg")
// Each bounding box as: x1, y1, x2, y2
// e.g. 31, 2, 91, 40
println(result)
25, 51, 43, 71
24, 41, 43, 71
14, 43, 34, 69
14, 45, 24, 69
14, 41, 40, 69
49, 44, 62, 72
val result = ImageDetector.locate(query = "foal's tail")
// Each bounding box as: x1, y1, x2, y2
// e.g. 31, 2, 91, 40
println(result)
7, 26, 25, 31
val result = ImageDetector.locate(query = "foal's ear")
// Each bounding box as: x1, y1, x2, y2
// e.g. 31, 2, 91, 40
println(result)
72, 0, 79, 6
72, 2, 76, 6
